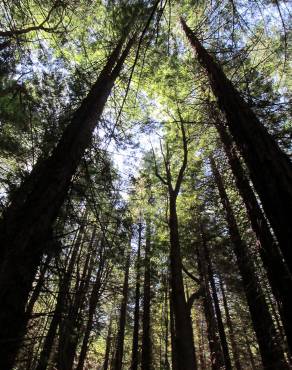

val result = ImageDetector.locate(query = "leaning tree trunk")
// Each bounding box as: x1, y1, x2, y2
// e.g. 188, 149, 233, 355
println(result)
0, 34, 134, 370
181, 18, 292, 274
131, 222, 142, 370
112, 250, 131, 370
214, 120, 292, 352
196, 244, 225, 370
210, 156, 289, 370
141, 220, 152, 370
168, 193, 198, 370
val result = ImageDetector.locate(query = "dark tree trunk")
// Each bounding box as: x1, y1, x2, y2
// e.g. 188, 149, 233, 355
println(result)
35, 222, 85, 370
169, 294, 178, 370
57, 226, 97, 370
210, 156, 288, 370
141, 220, 152, 370
168, 194, 197, 370
76, 246, 107, 370
103, 316, 113, 370
218, 275, 242, 370
215, 121, 292, 351
196, 244, 225, 370
112, 250, 131, 370
131, 222, 142, 370
181, 18, 292, 274
201, 230, 232, 370
0, 35, 134, 370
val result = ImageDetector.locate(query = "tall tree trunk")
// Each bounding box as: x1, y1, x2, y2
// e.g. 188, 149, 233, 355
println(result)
36, 220, 86, 370
210, 155, 288, 370
168, 194, 198, 370
131, 222, 142, 370
141, 220, 152, 370
112, 249, 131, 370
76, 245, 107, 370
196, 244, 225, 370
214, 120, 292, 351
218, 275, 242, 370
0, 35, 134, 370
57, 226, 97, 370
169, 293, 178, 370
181, 18, 292, 273
201, 229, 232, 370
103, 316, 113, 370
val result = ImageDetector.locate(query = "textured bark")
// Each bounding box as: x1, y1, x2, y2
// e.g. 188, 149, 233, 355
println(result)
112, 250, 131, 370
169, 295, 178, 370
0, 35, 134, 369
181, 18, 292, 274
196, 244, 225, 370
131, 222, 142, 370
201, 233, 232, 370
218, 276, 242, 370
141, 220, 152, 370
210, 156, 289, 370
215, 121, 292, 351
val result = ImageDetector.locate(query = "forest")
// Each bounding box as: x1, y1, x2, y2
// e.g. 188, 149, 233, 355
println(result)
0, 0, 291, 369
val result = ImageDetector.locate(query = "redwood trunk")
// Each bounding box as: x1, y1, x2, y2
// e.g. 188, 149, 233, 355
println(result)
210, 156, 288, 370
215, 121, 292, 351
181, 18, 292, 273
0, 35, 134, 370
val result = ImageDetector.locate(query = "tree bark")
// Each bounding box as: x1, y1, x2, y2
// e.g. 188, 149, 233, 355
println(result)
141, 220, 152, 370
75, 245, 107, 370
35, 220, 86, 370
196, 244, 225, 370
181, 18, 292, 274
131, 222, 142, 370
0, 35, 134, 370
210, 155, 289, 370
215, 120, 292, 352
112, 249, 131, 370
201, 229, 232, 370
103, 316, 113, 370
218, 275, 242, 370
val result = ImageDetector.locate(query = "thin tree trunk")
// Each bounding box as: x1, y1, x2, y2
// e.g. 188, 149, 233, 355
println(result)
215, 120, 292, 351
76, 247, 107, 370
181, 18, 292, 273
112, 249, 131, 370
35, 221, 86, 370
103, 316, 113, 370
196, 244, 225, 370
0, 35, 134, 370
218, 275, 242, 370
131, 222, 142, 370
210, 155, 288, 370
141, 220, 152, 370
201, 230, 232, 370
57, 226, 97, 370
